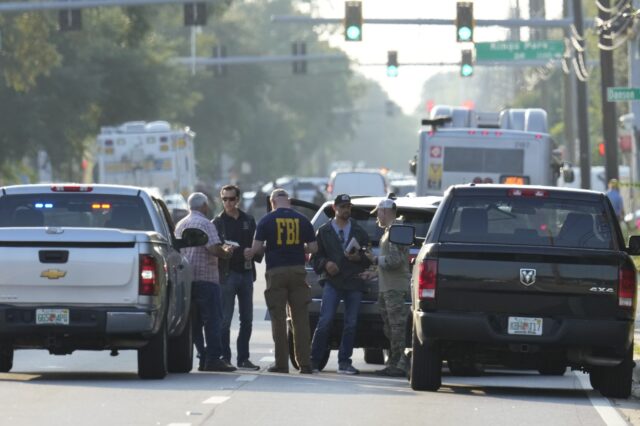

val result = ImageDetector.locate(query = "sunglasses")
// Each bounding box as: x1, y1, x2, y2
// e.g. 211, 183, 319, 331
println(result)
222, 197, 237, 202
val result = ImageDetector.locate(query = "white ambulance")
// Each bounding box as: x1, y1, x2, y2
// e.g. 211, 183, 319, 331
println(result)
95, 121, 197, 196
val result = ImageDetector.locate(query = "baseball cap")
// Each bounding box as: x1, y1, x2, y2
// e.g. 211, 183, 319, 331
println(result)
370, 198, 396, 214
334, 194, 352, 206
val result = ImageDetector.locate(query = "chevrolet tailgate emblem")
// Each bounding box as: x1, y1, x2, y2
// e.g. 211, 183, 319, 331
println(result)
41, 269, 67, 279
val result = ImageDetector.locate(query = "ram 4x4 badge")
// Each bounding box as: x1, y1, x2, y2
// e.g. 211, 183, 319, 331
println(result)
519, 268, 536, 286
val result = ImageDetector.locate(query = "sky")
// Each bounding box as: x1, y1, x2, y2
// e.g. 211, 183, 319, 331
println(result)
314, 0, 564, 114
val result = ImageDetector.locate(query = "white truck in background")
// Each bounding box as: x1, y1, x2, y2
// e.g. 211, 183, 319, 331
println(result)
96, 121, 197, 196
413, 106, 573, 196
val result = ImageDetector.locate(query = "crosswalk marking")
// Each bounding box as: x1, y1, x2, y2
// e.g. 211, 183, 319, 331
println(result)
202, 396, 231, 404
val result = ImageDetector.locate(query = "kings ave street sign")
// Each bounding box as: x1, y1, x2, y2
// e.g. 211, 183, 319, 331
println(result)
475, 40, 564, 61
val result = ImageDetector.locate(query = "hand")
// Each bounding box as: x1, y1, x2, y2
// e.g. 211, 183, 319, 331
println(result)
364, 251, 376, 264
243, 248, 253, 260
325, 261, 339, 276
359, 270, 377, 281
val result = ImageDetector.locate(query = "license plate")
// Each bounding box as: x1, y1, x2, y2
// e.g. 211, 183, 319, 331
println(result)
36, 309, 69, 325
507, 316, 543, 336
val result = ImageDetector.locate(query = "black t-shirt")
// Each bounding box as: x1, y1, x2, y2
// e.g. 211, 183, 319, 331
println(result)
213, 210, 256, 273
255, 207, 315, 270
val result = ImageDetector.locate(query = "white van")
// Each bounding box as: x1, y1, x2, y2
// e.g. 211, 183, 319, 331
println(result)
326, 170, 388, 198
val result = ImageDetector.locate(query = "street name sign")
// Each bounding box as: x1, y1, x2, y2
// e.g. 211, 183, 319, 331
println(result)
607, 87, 640, 102
475, 40, 564, 61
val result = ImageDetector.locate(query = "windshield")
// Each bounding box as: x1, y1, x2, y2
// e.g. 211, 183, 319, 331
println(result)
0, 194, 153, 231
440, 195, 614, 249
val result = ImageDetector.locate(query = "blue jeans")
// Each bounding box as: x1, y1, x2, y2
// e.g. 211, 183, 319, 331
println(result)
192, 280, 223, 364
221, 270, 254, 364
311, 282, 362, 367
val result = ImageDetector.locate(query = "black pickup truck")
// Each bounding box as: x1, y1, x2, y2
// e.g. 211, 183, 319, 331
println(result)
408, 184, 638, 398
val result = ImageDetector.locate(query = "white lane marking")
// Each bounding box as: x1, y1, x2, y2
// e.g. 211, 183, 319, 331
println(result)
236, 374, 258, 382
574, 372, 628, 426
202, 396, 231, 404
167, 423, 191, 426
259, 356, 275, 362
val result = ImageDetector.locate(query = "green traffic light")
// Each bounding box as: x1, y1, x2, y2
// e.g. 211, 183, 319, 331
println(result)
387, 65, 399, 77
461, 64, 473, 77
346, 25, 361, 41
458, 26, 472, 41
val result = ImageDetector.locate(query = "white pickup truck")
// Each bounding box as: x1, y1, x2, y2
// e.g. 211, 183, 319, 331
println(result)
0, 184, 207, 379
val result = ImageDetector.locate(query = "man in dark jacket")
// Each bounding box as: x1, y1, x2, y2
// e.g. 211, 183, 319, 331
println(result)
213, 184, 261, 370
310, 194, 371, 374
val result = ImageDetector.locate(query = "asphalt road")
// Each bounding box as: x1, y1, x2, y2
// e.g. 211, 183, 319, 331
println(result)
0, 264, 636, 426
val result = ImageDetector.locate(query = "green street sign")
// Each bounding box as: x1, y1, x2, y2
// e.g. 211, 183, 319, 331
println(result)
475, 40, 564, 61
607, 87, 640, 102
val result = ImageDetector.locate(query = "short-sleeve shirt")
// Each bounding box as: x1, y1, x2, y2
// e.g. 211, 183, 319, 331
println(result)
254, 207, 316, 270
606, 189, 624, 219
175, 210, 221, 283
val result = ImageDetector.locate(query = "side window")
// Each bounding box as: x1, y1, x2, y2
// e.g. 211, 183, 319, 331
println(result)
152, 198, 172, 238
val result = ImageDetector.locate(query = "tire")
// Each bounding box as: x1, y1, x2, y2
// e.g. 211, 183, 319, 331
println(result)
410, 325, 442, 391
288, 328, 330, 371
598, 345, 634, 399
138, 320, 168, 380
589, 367, 602, 390
537, 360, 566, 376
0, 345, 13, 373
168, 312, 193, 374
448, 359, 484, 377
364, 348, 385, 365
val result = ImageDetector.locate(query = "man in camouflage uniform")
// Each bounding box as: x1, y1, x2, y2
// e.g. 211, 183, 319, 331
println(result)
367, 198, 411, 377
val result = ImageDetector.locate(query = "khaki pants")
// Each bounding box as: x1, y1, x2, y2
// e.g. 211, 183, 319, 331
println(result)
264, 265, 311, 370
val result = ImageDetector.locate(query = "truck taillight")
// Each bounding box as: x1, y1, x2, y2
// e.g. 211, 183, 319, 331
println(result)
139, 255, 158, 296
50, 185, 93, 192
618, 268, 636, 308
418, 259, 438, 300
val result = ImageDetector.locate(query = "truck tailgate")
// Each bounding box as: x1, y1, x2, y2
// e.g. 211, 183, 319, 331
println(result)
435, 243, 623, 319
0, 228, 142, 305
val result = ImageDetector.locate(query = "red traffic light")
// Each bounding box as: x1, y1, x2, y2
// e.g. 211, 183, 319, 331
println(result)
598, 142, 605, 156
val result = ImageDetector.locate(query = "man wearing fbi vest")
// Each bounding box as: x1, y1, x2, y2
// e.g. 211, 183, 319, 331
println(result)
248, 188, 317, 374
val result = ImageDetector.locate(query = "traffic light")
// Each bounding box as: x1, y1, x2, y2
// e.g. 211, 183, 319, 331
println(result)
344, 1, 362, 42
292, 41, 307, 75
460, 49, 474, 77
598, 142, 605, 156
212, 45, 227, 77
387, 51, 398, 77
456, 2, 474, 42
184, 3, 206, 26
59, 9, 81, 31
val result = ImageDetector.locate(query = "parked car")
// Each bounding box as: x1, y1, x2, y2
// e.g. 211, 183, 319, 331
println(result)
163, 192, 189, 223
326, 170, 388, 199
0, 184, 207, 379
249, 176, 327, 220
390, 178, 417, 197
407, 184, 637, 398
287, 195, 441, 370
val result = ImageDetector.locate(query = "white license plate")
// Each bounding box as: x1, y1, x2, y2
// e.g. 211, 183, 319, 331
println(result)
507, 316, 543, 336
36, 309, 69, 325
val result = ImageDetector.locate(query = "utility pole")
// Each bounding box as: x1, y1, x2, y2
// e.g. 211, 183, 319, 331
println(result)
599, 0, 619, 183
563, 0, 577, 164
630, 1, 640, 187
573, 0, 591, 189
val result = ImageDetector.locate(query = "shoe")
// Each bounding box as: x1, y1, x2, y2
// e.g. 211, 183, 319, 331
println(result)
299, 366, 313, 374
267, 364, 289, 374
337, 364, 360, 375
374, 366, 405, 377
202, 359, 237, 372
311, 362, 320, 373
237, 360, 260, 371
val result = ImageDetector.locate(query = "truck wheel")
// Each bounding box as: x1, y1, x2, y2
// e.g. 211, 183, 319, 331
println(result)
364, 348, 385, 365
138, 320, 168, 380
288, 328, 330, 371
589, 367, 602, 390
598, 345, 634, 399
0, 345, 13, 373
168, 312, 193, 373
410, 326, 441, 391
448, 359, 484, 376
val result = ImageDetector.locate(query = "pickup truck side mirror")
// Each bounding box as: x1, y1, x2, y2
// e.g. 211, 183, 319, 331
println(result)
175, 228, 208, 250
628, 235, 640, 255
389, 224, 415, 246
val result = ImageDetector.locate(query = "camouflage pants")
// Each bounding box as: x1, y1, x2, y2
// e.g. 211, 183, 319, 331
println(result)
378, 289, 409, 370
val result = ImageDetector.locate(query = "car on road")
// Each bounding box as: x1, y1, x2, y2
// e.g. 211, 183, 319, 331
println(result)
326, 170, 389, 199
0, 184, 207, 379
287, 195, 441, 370
407, 184, 637, 398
